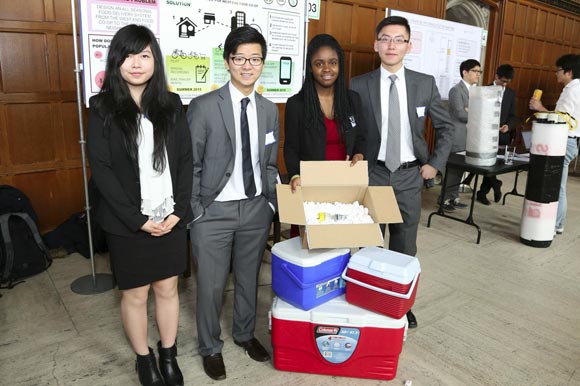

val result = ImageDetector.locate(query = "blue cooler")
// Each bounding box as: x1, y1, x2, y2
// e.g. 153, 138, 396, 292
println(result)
271, 237, 350, 310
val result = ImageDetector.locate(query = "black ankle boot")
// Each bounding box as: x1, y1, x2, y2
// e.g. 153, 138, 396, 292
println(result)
135, 348, 166, 386
157, 341, 184, 386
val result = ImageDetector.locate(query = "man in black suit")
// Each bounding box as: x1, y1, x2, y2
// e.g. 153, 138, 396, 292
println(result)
350, 16, 454, 328
476, 64, 518, 205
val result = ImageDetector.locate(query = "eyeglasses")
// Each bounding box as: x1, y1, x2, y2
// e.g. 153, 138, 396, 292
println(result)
469, 69, 483, 74
497, 78, 512, 84
377, 36, 409, 45
555, 67, 564, 74
230, 56, 264, 66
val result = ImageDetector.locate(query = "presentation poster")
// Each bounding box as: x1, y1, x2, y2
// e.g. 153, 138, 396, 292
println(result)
390, 9, 483, 100
79, 0, 306, 105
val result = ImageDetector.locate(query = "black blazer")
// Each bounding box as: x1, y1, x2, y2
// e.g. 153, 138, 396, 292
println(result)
283, 89, 367, 178
490, 83, 518, 146
87, 92, 193, 237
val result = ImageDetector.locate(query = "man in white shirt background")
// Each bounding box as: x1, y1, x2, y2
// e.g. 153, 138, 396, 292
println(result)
529, 53, 580, 235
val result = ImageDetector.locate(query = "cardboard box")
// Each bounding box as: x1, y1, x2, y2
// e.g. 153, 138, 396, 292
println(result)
276, 161, 402, 249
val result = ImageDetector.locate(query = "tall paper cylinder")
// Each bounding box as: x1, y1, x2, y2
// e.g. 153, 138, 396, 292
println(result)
465, 86, 503, 166
520, 113, 569, 248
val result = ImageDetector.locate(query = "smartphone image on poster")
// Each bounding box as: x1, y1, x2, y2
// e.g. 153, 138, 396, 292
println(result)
279, 56, 292, 85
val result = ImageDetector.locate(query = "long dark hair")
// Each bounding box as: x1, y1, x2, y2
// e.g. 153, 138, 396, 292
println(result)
301, 34, 353, 139
94, 24, 174, 173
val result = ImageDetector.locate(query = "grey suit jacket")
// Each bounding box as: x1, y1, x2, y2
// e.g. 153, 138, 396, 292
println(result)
350, 68, 454, 173
186, 83, 280, 219
448, 80, 469, 152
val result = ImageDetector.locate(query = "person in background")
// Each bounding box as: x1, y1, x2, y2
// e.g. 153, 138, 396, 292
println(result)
477, 64, 518, 205
350, 16, 454, 328
87, 25, 192, 386
529, 53, 580, 235
284, 33, 366, 236
439, 59, 481, 212
187, 26, 279, 381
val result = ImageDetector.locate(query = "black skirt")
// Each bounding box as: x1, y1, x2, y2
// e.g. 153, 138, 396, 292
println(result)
106, 227, 187, 290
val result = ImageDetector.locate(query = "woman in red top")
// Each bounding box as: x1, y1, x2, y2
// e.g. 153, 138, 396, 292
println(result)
284, 34, 367, 236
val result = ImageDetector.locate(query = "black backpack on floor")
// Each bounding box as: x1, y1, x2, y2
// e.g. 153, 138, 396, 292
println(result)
0, 186, 52, 289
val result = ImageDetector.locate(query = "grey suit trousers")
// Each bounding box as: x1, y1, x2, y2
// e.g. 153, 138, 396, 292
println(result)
190, 195, 273, 356
371, 163, 423, 257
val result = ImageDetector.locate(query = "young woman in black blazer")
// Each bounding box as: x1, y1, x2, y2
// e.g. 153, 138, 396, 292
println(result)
284, 34, 366, 190
87, 25, 192, 386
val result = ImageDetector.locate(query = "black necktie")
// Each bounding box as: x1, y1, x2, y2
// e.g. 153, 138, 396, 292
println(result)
240, 97, 256, 198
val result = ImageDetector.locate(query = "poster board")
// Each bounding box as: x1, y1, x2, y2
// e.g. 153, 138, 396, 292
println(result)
79, 0, 307, 106
390, 9, 483, 100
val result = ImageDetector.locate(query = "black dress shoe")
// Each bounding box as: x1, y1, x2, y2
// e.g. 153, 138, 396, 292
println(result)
406, 310, 417, 329
234, 338, 271, 362
476, 194, 491, 206
493, 180, 503, 203
202, 353, 226, 381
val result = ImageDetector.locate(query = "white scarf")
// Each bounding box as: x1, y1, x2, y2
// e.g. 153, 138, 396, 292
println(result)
137, 116, 174, 223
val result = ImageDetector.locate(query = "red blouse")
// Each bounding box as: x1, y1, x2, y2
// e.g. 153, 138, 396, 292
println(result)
324, 117, 346, 160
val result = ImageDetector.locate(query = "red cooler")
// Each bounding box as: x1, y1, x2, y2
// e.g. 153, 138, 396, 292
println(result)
342, 247, 420, 319
270, 295, 407, 380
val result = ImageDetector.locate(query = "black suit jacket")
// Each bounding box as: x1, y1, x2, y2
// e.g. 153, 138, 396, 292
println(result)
490, 83, 517, 145
87, 92, 193, 236
283, 89, 367, 178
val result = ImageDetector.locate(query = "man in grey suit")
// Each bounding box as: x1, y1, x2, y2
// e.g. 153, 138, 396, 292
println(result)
439, 59, 481, 212
187, 26, 279, 381
350, 16, 454, 328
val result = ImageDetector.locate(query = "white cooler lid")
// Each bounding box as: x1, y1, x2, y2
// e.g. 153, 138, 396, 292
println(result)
271, 237, 350, 267
271, 295, 406, 328
348, 247, 421, 284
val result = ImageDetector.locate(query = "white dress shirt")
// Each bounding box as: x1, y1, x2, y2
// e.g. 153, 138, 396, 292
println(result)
215, 82, 263, 201
555, 78, 580, 137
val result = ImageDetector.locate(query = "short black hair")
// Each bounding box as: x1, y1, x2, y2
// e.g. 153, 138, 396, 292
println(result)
556, 53, 580, 79
496, 64, 515, 79
375, 16, 411, 38
460, 59, 481, 77
223, 26, 267, 61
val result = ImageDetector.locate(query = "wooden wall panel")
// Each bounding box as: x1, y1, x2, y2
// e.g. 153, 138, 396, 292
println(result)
328, 3, 353, 44
61, 102, 83, 161
497, 0, 580, 116
0, 0, 46, 22
57, 34, 76, 91
0, 0, 82, 232
0, 33, 51, 93
5, 103, 57, 164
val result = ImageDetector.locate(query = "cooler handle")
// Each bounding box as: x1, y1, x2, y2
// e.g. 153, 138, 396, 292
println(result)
341, 267, 419, 300
281, 262, 344, 289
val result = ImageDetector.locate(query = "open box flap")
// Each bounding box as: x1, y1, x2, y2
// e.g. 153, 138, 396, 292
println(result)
305, 224, 383, 249
300, 161, 368, 187
276, 184, 306, 225
364, 186, 403, 224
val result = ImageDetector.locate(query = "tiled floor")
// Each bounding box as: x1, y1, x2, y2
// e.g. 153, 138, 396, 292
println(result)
1, 170, 579, 386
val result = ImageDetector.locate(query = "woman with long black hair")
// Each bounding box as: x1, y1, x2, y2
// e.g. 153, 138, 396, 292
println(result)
284, 33, 366, 190
87, 25, 192, 386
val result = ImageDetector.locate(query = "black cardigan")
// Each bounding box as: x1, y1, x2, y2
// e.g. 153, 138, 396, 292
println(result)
283, 89, 367, 178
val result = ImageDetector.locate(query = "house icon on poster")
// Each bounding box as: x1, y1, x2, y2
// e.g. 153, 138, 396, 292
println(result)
177, 17, 197, 38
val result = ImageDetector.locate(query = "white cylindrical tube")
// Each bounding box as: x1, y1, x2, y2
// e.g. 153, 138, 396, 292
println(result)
465, 86, 503, 166
520, 115, 569, 247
